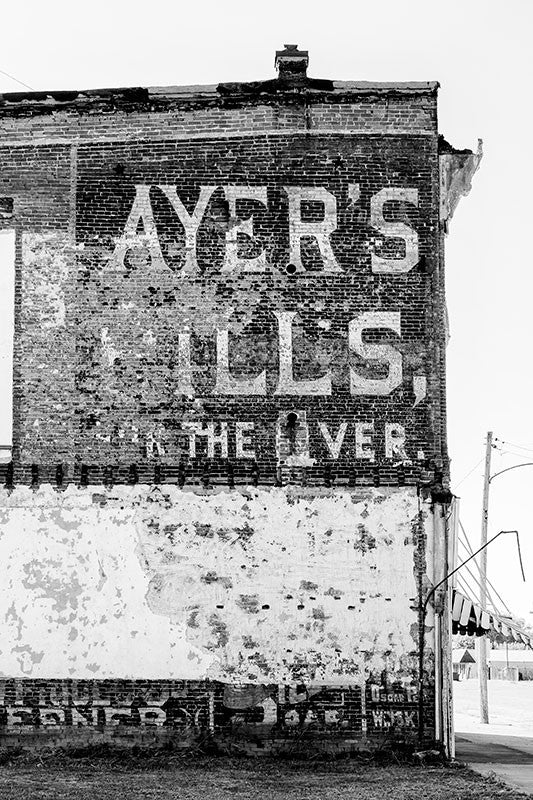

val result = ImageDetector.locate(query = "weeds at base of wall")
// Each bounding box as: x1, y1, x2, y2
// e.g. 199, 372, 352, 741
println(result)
211, 728, 436, 763
0, 734, 448, 769
0, 739, 218, 769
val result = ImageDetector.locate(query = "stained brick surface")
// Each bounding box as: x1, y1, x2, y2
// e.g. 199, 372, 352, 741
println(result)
0, 111, 446, 484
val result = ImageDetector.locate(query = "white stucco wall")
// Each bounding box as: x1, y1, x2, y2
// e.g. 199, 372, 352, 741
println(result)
0, 485, 432, 686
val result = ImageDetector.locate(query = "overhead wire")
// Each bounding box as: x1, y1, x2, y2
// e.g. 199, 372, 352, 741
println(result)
452, 456, 484, 491
494, 437, 533, 454
0, 67, 33, 91
497, 449, 533, 462
492, 439, 533, 461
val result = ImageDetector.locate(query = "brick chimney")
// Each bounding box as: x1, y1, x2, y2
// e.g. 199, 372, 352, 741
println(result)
275, 44, 309, 86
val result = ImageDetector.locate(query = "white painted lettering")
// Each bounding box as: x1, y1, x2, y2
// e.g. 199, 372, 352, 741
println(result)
235, 422, 256, 459
403, 710, 417, 728
354, 422, 375, 461
413, 375, 427, 406
222, 186, 267, 272
5, 707, 34, 727
370, 685, 380, 702
274, 311, 332, 395
185, 422, 229, 458
41, 708, 66, 726
111, 185, 165, 269
285, 186, 341, 272
159, 185, 216, 274
385, 423, 407, 460
184, 423, 203, 458
109, 708, 135, 726
349, 311, 402, 396
214, 329, 267, 395
372, 709, 386, 728
176, 332, 194, 395
71, 706, 93, 726
370, 187, 419, 273
318, 421, 348, 459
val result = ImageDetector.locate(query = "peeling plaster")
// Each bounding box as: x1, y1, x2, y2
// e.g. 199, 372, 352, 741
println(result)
21, 232, 69, 330
18, 231, 76, 462
0, 485, 432, 685
100, 327, 120, 366
439, 139, 482, 230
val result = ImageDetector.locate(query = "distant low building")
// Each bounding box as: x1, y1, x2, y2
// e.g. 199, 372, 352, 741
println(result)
489, 649, 533, 681
452, 648, 477, 680
452, 648, 533, 681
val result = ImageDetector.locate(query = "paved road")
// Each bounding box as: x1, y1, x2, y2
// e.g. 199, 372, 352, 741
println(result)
456, 731, 533, 796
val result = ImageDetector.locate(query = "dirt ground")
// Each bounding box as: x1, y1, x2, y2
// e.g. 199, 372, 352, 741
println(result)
0, 758, 527, 800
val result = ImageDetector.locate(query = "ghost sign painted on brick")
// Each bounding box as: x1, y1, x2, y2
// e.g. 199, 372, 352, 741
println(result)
75, 134, 439, 478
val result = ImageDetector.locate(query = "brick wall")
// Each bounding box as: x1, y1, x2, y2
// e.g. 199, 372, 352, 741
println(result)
0, 677, 426, 754
0, 65, 448, 750
0, 87, 445, 485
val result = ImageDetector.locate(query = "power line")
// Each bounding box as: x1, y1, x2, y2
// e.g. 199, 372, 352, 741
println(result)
452, 456, 484, 490
0, 67, 33, 91
499, 449, 533, 461
491, 438, 533, 461
494, 438, 533, 455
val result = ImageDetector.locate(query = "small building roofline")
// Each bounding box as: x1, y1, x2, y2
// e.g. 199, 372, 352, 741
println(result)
0, 44, 439, 116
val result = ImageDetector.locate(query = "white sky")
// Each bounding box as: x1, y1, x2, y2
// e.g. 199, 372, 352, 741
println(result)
0, 0, 531, 620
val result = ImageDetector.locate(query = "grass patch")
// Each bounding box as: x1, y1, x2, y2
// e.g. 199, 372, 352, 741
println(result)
0, 760, 526, 799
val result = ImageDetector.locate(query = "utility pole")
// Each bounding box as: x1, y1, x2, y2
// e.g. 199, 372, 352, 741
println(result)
478, 430, 493, 724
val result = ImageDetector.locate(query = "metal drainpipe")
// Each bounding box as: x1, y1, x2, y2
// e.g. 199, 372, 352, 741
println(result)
417, 505, 428, 745
434, 611, 442, 745
418, 494, 452, 747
